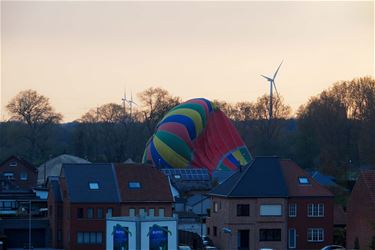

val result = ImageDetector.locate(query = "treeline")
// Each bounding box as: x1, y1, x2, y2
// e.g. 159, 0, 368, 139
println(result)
0, 76, 374, 180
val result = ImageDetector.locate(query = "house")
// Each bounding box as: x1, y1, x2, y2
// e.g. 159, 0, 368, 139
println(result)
0, 155, 37, 190
48, 163, 173, 250
346, 170, 375, 250
37, 154, 90, 185
280, 159, 334, 250
206, 157, 334, 250
0, 189, 49, 248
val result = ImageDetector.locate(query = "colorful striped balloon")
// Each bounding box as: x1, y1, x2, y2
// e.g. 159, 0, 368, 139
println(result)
142, 98, 252, 173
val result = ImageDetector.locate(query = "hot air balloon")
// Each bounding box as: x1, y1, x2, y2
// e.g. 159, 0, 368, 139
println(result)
142, 98, 252, 173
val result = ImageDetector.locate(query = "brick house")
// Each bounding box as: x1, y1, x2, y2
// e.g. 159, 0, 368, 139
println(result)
48, 163, 173, 250
0, 155, 37, 190
346, 170, 375, 250
280, 159, 334, 250
206, 157, 334, 250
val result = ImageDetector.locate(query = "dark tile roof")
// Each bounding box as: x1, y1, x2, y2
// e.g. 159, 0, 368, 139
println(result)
310, 171, 337, 187
360, 170, 375, 204
280, 160, 333, 197
186, 194, 209, 207
210, 157, 288, 198
49, 179, 62, 203
114, 164, 173, 203
62, 163, 121, 203
212, 170, 235, 184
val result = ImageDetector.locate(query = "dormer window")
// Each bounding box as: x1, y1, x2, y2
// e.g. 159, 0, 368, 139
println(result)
9, 161, 17, 167
128, 181, 141, 189
174, 175, 181, 179
298, 177, 310, 185
89, 182, 99, 190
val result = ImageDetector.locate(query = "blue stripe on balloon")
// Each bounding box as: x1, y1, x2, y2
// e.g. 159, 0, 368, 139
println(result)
150, 140, 172, 169
226, 153, 240, 167
158, 115, 196, 140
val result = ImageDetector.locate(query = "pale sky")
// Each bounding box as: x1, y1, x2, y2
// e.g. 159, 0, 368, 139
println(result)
1, 1, 374, 122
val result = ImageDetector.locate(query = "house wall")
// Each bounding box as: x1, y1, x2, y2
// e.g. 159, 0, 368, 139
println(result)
120, 202, 173, 217
347, 178, 375, 250
0, 157, 37, 190
207, 196, 288, 250
288, 197, 334, 250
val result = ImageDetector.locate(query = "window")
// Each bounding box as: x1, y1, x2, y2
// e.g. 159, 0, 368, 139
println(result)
3, 172, 14, 179
129, 208, 135, 217
149, 208, 155, 217
107, 208, 113, 217
259, 229, 281, 241
139, 208, 146, 216
158, 208, 165, 217
97, 208, 103, 219
298, 177, 310, 185
308, 204, 324, 217
87, 208, 93, 218
77, 232, 83, 244
77, 208, 84, 218
128, 181, 141, 189
97, 232, 102, 244
213, 202, 218, 213
289, 228, 296, 248
77, 232, 103, 244
289, 204, 297, 217
307, 228, 324, 242
213, 226, 217, 236
57, 230, 62, 241
237, 204, 250, 216
89, 182, 99, 190
20, 172, 28, 180
9, 161, 17, 167
260, 205, 282, 216
174, 174, 181, 179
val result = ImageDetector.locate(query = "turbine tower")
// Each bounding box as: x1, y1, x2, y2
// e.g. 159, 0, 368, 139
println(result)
261, 60, 283, 120
121, 89, 137, 120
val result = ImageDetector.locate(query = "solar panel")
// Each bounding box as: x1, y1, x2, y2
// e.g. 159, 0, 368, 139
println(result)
161, 168, 210, 181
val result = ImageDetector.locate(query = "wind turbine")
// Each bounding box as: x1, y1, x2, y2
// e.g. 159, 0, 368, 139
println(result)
121, 89, 127, 114
127, 91, 137, 119
261, 60, 283, 120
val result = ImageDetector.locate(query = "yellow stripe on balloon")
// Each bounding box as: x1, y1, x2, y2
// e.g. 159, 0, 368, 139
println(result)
153, 136, 189, 168
162, 108, 203, 136
233, 150, 247, 165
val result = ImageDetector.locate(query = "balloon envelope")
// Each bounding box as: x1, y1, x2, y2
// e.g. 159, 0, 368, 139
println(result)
142, 98, 252, 173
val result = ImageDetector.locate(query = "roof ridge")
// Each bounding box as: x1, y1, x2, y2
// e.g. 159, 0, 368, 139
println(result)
227, 161, 253, 197
111, 163, 122, 203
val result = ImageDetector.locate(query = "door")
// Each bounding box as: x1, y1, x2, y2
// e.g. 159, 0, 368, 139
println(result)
237, 229, 250, 250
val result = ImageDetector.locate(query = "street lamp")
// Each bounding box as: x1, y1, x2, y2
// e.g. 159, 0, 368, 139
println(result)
222, 227, 232, 250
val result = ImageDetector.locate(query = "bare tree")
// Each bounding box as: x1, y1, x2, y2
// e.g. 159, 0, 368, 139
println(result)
6, 89, 62, 162
138, 87, 181, 134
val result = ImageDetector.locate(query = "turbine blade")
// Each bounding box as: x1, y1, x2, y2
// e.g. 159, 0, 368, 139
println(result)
273, 60, 283, 80
273, 81, 280, 100
261, 75, 273, 82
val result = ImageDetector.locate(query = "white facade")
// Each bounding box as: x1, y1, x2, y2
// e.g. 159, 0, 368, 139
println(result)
106, 215, 178, 250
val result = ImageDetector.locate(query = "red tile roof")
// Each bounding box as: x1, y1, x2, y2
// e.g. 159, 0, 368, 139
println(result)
114, 164, 173, 203
280, 159, 333, 197
360, 170, 375, 205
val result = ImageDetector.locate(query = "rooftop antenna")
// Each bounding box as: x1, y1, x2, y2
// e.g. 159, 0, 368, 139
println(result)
261, 60, 283, 120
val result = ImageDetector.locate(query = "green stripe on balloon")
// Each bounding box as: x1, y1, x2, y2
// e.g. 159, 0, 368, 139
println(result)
155, 130, 192, 162
153, 136, 189, 168
160, 108, 203, 137
171, 103, 208, 127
